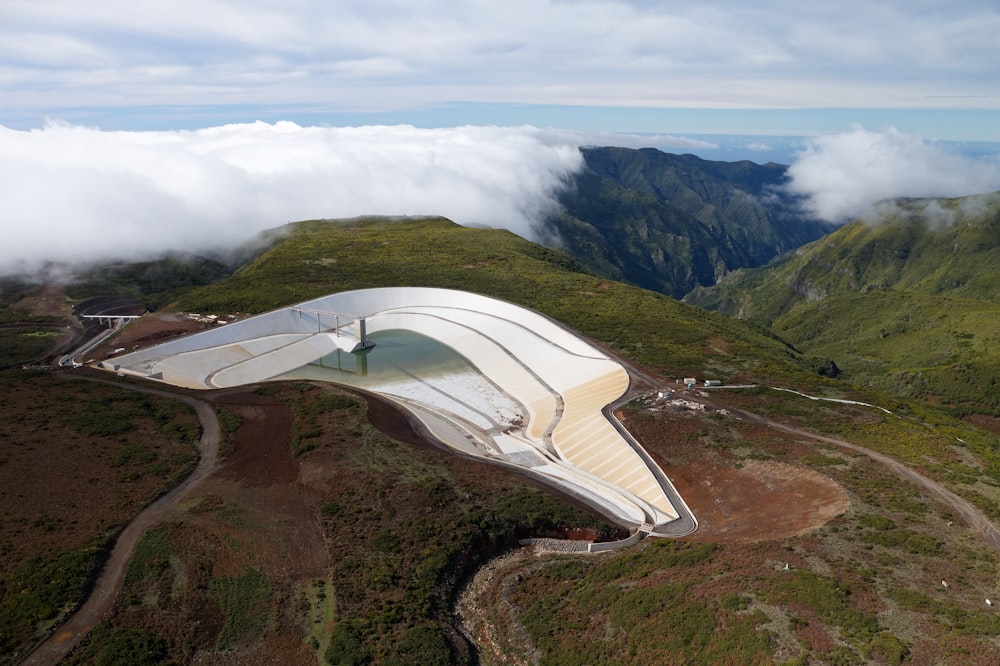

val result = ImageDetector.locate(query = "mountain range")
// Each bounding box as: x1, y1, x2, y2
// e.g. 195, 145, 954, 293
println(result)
33, 146, 1000, 416
686, 192, 1000, 415
546, 146, 836, 298
4, 149, 1000, 664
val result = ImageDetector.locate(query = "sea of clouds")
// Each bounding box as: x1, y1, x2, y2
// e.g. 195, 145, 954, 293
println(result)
0, 122, 591, 275
1, 122, 998, 276
784, 126, 1000, 222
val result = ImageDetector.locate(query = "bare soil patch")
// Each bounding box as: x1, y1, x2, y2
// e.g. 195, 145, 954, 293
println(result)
665, 457, 849, 542
11, 283, 74, 320
965, 413, 1000, 436
210, 391, 298, 485
619, 406, 850, 542
95, 312, 213, 358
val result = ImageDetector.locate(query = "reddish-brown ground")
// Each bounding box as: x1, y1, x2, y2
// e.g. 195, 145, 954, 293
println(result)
618, 407, 850, 543
98, 312, 217, 357
965, 413, 1000, 436
30, 311, 1000, 664
166, 390, 326, 664
665, 457, 849, 542
211, 391, 299, 485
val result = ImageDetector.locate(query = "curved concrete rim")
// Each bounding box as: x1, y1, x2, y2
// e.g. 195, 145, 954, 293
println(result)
101, 287, 695, 535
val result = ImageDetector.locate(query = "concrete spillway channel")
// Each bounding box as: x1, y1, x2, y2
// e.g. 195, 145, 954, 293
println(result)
102, 287, 696, 539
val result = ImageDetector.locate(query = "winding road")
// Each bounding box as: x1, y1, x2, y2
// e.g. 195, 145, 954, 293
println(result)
18, 370, 1000, 664
605, 346, 1000, 557
730, 407, 1000, 556
19, 376, 221, 666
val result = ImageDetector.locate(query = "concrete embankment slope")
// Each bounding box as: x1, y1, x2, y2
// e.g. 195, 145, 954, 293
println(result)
104, 287, 693, 534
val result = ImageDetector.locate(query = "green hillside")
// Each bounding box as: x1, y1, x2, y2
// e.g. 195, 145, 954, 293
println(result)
176, 215, 819, 385
688, 192, 1000, 414
172, 215, 1000, 662
771, 291, 1000, 414
547, 147, 834, 298
67, 251, 233, 310
8, 215, 1000, 664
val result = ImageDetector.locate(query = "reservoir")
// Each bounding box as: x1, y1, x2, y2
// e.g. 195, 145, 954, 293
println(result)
278, 329, 525, 431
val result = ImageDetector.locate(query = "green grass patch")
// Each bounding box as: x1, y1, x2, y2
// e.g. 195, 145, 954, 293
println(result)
764, 570, 879, 642
0, 545, 105, 658
124, 528, 171, 587
304, 577, 337, 659
860, 527, 942, 556
0, 329, 61, 366
214, 405, 243, 434
211, 567, 272, 649
66, 626, 170, 666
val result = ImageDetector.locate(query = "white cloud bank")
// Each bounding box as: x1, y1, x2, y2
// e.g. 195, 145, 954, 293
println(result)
0, 122, 598, 274
5, 121, 999, 277
785, 126, 1000, 222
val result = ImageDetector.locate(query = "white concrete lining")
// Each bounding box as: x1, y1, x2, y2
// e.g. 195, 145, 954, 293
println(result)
104, 287, 684, 530
365, 310, 558, 443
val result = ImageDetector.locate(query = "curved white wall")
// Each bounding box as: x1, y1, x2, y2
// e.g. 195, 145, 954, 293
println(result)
106, 287, 682, 530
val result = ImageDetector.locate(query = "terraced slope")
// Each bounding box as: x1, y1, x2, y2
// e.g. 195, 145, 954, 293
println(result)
105, 287, 691, 533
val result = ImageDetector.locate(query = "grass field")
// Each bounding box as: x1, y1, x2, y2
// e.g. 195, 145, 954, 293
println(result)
0, 369, 200, 664
4, 216, 1000, 664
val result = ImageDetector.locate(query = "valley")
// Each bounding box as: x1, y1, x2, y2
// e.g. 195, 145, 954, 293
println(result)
2, 186, 999, 664
8, 1, 1000, 663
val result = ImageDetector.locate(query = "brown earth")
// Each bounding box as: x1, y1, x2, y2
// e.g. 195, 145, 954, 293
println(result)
965, 413, 1000, 436
95, 312, 217, 359
12, 282, 75, 320
211, 391, 299, 485
618, 406, 851, 543
23, 310, 1000, 664
664, 457, 849, 542
6, 373, 204, 666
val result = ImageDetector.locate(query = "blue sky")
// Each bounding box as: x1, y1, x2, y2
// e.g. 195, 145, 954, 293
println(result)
2, 1, 999, 273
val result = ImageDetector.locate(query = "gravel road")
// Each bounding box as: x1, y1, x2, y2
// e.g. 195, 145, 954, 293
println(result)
19, 377, 221, 666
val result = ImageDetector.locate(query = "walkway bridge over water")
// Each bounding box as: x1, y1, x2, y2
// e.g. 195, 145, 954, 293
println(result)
290, 306, 374, 352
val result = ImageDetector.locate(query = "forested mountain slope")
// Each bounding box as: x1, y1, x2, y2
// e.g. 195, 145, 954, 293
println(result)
687, 193, 1000, 414
546, 147, 835, 297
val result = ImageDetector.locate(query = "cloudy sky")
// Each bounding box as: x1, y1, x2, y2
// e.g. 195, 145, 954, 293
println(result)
2, 1, 999, 273
4, 0, 1000, 131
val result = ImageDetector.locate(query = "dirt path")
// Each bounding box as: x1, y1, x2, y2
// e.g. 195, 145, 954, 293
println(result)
608, 346, 1000, 556
19, 377, 221, 666
732, 407, 1000, 556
